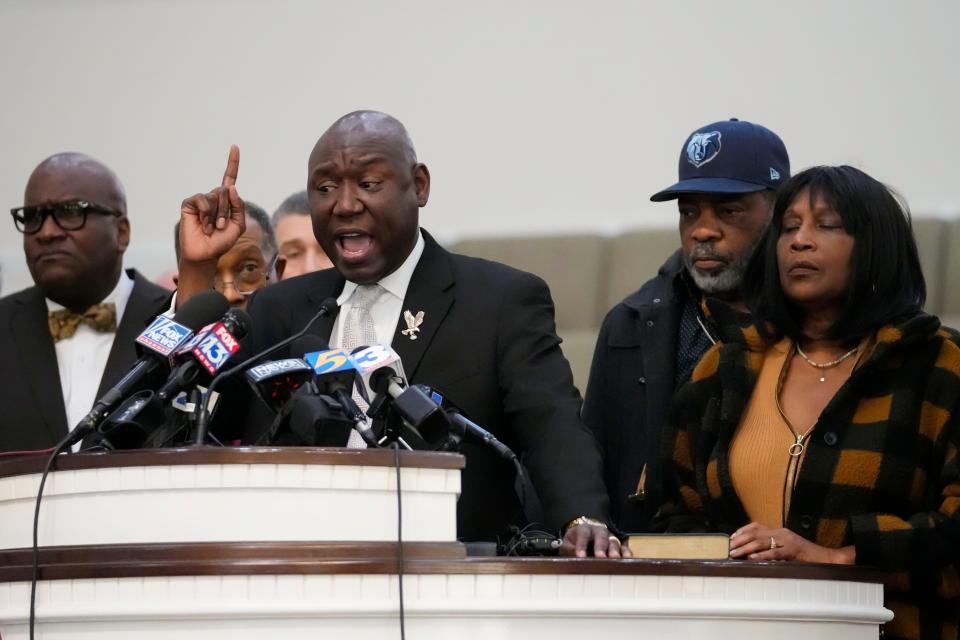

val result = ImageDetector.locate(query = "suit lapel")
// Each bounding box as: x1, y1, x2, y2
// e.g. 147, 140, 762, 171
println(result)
97, 270, 171, 398
390, 234, 455, 380
10, 288, 68, 442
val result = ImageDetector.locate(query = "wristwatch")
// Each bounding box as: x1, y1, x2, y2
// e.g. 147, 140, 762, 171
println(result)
564, 516, 608, 534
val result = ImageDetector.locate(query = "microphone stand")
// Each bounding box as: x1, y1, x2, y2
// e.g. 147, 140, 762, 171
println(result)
365, 391, 413, 450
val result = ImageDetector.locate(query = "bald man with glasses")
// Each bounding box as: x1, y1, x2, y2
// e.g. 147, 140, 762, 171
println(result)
0, 152, 170, 452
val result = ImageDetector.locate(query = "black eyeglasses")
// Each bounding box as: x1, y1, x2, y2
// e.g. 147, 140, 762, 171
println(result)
10, 200, 123, 234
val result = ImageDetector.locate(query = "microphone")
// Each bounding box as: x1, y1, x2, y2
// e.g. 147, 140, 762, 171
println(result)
300, 343, 379, 447
410, 383, 532, 522
95, 389, 167, 450
244, 358, 315, 412
156, 308, 253, 402
193, 296, 339, 445
349, 344, 406, 407
351, 345, 452, 449
250, 337, 362, 447
413, 384, 517, 462
97, 305, 250, 450
275, 388, 357, 447
67, 291, 230, 446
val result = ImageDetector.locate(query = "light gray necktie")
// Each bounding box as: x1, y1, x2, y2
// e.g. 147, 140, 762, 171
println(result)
340, 284, 384, 447
341, 284, 382, 353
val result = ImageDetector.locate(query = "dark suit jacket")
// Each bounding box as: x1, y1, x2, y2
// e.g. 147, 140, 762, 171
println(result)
0, 269, 171, 451
582, 251, 685, 532
243, 231, 611, 541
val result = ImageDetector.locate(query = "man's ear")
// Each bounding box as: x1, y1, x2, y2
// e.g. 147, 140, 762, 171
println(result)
414, 163, 431, 207
274, 255, 287, 281
116, 216, 131, 252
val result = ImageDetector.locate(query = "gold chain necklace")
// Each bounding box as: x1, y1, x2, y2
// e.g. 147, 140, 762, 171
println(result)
795, 343, 858, 382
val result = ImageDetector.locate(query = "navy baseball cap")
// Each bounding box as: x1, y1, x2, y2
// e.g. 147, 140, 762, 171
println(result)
650, 118, 790, 202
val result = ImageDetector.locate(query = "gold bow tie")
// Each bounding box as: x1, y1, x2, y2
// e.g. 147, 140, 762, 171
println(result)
49, 303, 117, 342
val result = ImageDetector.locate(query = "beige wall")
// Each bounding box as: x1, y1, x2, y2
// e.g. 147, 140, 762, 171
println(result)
1, 0, 958, 294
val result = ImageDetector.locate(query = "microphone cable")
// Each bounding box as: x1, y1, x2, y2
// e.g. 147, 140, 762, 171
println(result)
392, 441, 407, 640
28, 427, 81, 639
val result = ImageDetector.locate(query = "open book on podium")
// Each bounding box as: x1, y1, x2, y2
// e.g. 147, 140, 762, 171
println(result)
626, 533, 730, 560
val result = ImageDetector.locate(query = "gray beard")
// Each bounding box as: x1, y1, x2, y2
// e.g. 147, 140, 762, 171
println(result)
682, 244, 754, 295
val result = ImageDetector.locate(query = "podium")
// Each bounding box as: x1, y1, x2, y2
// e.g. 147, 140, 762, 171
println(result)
0, 448, 892, 639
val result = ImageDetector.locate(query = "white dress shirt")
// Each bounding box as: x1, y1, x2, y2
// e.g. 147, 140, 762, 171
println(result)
47, 271, 134, 441
330, 229, 426, 349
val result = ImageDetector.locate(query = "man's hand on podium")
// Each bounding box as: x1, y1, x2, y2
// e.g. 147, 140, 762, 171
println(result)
559, 517, 632, 559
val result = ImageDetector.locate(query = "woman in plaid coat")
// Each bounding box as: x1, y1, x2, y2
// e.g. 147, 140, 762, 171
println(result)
657, 165, 960, 640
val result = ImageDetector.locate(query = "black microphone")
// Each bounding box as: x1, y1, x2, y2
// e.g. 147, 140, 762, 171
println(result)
156, 308, 253, 403
298, 339, 379, 447
95, 389, 167, 450
275, 388, 357, 447
244, 357, 316, 412
413, 384, 518, 462
193, 296, 339, 445
66, 290, 230, 447
348, 344, 448, 447
95, 307, 252, 450
411, 383, 532, 524
369, 368, 453, 447
251, 337, 359, 447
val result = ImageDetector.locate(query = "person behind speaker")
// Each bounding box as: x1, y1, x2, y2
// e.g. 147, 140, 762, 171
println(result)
172, 200, 281, 309
657, 165, 960, 640
583, 119, 789, 532
0, 153, 170, 450
272, 190, 333, 279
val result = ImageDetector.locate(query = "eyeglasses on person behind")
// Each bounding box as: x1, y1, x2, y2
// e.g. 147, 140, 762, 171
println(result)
213, 253, 279, 296
10, 200, 123, 234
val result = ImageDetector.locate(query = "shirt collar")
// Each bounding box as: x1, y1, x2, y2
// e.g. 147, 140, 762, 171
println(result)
45, 269, 135, 322
337, 229, 426, 306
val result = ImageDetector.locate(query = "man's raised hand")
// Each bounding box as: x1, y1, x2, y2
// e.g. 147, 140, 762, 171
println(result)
178, 145, 246, 265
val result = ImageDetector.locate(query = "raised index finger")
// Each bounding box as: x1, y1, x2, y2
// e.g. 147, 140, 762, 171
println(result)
221, 144, 240, 187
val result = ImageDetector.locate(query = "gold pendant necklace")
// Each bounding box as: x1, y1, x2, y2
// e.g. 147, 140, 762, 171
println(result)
795, 343, 858, 383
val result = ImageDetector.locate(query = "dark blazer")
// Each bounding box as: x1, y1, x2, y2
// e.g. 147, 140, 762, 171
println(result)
582, 251, 686, 532
658, 308, 960, 640
0, 269, 171, 451
243, 230, 611, 542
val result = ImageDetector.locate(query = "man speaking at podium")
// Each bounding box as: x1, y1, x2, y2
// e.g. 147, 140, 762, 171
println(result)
177, 111, 622, 556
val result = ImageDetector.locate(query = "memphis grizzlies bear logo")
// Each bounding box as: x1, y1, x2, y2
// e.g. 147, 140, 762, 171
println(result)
686, 131, 722, 168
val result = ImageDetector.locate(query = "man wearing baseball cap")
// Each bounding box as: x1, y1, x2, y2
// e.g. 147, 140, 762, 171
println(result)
583, 118, 790, 533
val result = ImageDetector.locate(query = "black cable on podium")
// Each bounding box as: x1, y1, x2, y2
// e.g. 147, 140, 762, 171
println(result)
392, 441, 407, 640
28, 428, 81, 639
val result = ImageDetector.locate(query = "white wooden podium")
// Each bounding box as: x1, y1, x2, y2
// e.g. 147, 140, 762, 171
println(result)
0, 447, 892, 639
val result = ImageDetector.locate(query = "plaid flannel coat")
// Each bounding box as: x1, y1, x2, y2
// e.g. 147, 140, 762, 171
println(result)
657, 306, 960, 640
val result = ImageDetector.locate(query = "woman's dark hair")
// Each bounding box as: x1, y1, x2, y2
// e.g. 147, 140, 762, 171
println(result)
743, 165, 926, 343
